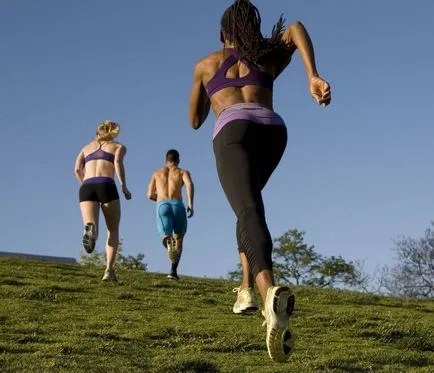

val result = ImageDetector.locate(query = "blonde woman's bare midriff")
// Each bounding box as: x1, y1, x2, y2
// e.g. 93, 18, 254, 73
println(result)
82, 141, 119, 181
154, 167, 185, 202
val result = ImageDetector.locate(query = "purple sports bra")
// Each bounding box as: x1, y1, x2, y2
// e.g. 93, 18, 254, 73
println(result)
83, 143, 115, 164
205, 48, 273, 97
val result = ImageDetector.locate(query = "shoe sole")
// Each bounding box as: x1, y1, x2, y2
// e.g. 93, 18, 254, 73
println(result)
82, 223, 96, 254
266, 286, 295, 363
167, 274, 179, 281
102, 272, 117, 282
233, 304, 259, 314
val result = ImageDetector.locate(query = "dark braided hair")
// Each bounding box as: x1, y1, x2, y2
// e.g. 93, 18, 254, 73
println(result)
220, 0, 288, 67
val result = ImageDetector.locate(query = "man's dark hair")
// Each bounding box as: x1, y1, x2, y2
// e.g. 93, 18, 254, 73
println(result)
166, 149, 180, 164
220, 0, 287, 67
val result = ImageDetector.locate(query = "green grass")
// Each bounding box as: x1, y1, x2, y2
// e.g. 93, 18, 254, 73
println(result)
0, 257, 433, 373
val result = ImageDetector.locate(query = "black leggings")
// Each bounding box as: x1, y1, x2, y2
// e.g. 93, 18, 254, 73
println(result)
213, 120, 287, 279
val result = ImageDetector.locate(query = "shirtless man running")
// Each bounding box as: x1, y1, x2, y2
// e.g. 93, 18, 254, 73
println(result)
147, 149, 194, 280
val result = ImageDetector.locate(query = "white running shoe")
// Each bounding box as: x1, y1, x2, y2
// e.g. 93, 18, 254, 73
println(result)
167, 272, 179, 281
167, 237, 183, 264
82, 222, 96, 254
232, 287, 259, 314
262, 286, 295, 362
102, 269, 117, 282
166, 237, 177, 263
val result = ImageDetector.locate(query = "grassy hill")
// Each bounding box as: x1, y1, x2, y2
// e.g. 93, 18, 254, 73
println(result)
0, 257, 433, 373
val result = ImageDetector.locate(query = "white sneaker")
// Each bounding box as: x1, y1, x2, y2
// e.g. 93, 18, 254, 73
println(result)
102, 269, 117, 282
232, 287, 259, 314
166, 237, 178, 263
262, 286, 295, 362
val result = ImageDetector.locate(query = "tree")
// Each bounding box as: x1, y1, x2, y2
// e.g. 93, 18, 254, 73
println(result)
227, 229, 365, 289
382, 224, 434, 298
79, 239, 147, 272
273, 230, 320, 285
79, 248, 104, 267
273, 229, 363, 288
307, 255, 358, 288
227, 263, 242, 281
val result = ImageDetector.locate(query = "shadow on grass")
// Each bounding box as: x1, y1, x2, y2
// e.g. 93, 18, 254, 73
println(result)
0, 279, 26, 286
18, 284, 89, 302
117, 293, 139, 301
146, 327, 217, 349
355, 325, 434, 352
158, 359, 220, 373
84, 331, 134, 342
0, 344, 35, 354
15, 334, 54, 344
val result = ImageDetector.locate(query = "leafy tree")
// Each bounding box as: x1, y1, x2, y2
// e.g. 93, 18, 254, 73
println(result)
273, 230, 321, 285
79, 239, 147, 272
227, 263, 242, 281
307, 255, 358, 288
118, 253, 147, 271
227, 229, 364, 289
274, 230, 365, 288
79, 248, 104, 267
382, 224, 434, 298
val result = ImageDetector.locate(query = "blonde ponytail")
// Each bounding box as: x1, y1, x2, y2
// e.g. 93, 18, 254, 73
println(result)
96, 120, 120, 141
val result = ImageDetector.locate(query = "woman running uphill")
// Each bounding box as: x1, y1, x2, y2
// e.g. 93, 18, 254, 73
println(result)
189, 0, 331, 362
74, 120, 132, 282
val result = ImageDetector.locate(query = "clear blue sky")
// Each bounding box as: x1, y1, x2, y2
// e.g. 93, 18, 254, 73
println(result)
1, 0, 433, 279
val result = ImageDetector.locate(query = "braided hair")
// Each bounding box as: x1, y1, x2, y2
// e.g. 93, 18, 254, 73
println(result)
220, 0, 288, 67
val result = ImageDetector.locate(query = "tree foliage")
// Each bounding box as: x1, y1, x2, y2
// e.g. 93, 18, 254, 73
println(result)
273, 230, 363, 288
79, 239, 147, 272
227, 229, 365, 289
382, 224, 434, 298
227, 263, 242, 282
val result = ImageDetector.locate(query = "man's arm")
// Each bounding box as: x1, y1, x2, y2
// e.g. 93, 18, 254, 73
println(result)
182, 170, 194, 217
74, 150, 85, 183
189, 60, 210, 129
147, 173, 157, 201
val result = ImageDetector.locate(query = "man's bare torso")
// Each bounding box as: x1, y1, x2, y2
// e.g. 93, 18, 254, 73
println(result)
154, 166, 186, 202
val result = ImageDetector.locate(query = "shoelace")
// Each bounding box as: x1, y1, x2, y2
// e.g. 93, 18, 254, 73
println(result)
261, 310, 268, 327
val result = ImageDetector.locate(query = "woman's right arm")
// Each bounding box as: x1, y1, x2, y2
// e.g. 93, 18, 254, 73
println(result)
282, 21, 331, 106
282, 21, 318, 79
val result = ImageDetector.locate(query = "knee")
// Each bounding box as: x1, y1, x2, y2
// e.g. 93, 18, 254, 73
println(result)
107, 229, 119, 240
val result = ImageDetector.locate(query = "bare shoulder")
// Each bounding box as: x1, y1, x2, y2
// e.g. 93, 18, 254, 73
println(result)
114, 141, 126, 151
180, 168, 192, 177
195, 51, 222, 72
82, 141, 97, 153
154, 167, 167, 176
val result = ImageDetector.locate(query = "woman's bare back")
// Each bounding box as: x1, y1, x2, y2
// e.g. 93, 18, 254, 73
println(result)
81, 141, 121, 180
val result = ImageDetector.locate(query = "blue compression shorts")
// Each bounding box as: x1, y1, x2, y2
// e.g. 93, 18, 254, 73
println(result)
156, 199, 187, 237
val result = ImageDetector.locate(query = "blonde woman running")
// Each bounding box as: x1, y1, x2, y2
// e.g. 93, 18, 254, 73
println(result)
74, 120, 132, 281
